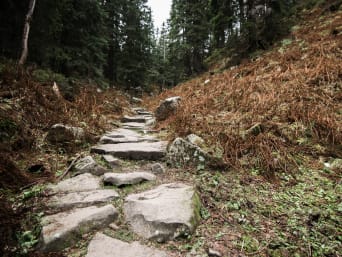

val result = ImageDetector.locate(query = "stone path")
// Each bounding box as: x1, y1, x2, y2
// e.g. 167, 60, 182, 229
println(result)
38, 108, 201, 256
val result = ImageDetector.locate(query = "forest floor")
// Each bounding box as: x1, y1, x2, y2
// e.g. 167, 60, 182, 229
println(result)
0, 4, 341, 257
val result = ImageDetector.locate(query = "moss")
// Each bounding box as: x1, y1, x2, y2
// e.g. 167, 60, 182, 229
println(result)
190, 192, 202, 230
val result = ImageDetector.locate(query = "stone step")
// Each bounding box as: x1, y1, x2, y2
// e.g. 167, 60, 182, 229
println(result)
103, 172, 156, 187
122, 122, 146, 130
121, 115, 147, 123
86, 233, 168, 257
99, 135, 158, 145
104, 128, 140, 138
46, 189, 119, 213
46, 173, 101, 195
124, 183, 201, 243
39, 205, 118, 252
91, 142, 167, 160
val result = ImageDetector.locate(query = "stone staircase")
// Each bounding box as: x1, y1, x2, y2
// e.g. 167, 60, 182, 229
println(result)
38, 108, 201, 256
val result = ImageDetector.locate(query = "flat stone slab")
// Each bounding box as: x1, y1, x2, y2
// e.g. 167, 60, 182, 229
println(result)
105, 128, 140, 138
100, 135, 142, 144
46, 190, 119, 212
121, 115, 147, 123
124, 183, 201, 242
122, 122, 146, 129
39, 205, 118, 252
46, 173, 101, 195
91, 142, 167, 160
86, 233, 168, 257
103, 172, 156, 187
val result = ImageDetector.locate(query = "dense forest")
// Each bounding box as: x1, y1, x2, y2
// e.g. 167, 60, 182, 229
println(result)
0, 0, 305, 90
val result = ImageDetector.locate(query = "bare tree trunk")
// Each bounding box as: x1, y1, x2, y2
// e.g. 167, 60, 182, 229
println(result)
19, 0, 37, 66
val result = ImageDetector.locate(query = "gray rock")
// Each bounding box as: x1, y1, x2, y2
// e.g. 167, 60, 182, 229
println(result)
151, 163, 165, 174
103, 172, 156, 186
331, 158, 342, 170
167, 138, 209, 168
145, 117, 156, 127
99, 135, 141, 144
132, 97, 143, 104
86, 233, 168, 257
155, 96, 181, 121
91, 141, 167, 160
39, 205, 118, 252
124, 183, 201, 242
208, 249, 222, 257
46, 173, 101, 195
74, 156, 108, 176
102, 155, 121, 167
46, 190, 119, 212
105, 128, 140, 138
186, 134, 205, 146
46, 124, 84, 144
121, 115, 147, 123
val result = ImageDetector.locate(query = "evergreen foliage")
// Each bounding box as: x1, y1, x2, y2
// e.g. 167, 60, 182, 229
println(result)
0, 0, 324, 90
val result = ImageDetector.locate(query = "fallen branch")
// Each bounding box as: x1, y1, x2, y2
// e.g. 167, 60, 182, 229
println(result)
58, 155, 81, 181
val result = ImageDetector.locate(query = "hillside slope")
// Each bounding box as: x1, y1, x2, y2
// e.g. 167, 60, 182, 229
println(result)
147, 7, 342, 177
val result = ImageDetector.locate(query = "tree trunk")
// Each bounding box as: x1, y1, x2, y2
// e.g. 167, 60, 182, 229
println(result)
19, 0, 36, 66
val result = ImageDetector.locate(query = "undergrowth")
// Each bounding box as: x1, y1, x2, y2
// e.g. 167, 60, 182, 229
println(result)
146, 7, 342, 178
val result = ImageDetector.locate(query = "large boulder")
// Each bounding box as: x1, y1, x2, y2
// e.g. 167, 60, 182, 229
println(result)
46, 124, 84, 144
124, 183, 201, 242
155, 96, 181, 121
86, 233, 168, 257
73, 156, 108, 176
39, 205, 118, 252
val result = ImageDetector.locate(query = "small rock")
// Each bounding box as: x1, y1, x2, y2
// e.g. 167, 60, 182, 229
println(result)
331, 158, 342, 171
109, 223, 119, 230
186, 134, 205, 146
86, 233, 168, 257
167, 138, 211, 168
145, 117, 156, 127
204, 79, 210, 85
208, 248, 222, 257
74, 156, 108, 176
151, 163, 165, 174
124, 183, 201, 242
245, 122, 264, 137
46, 124, 84, 144
102, 155, 121, 167
155, 96, 181, 121
46, 173, 101, 195
103, 172, 156, 186
132, 97, 143, 104
39, 205, 118, 252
